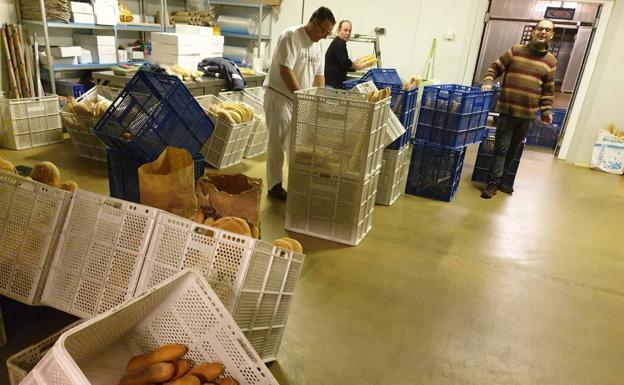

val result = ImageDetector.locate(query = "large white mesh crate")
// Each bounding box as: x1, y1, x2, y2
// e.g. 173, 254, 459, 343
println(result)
136, 211, 305, 362
61, 86, 119, 162
41, 189, 158, 318
0, 95, 63, 150
243, 87, 265, 103
196, 95, 254, 169
219, 91, 268, 158
20, 271, 279, 385
285, 166, 380, 246
291, 87, 390, 180
376, 146, 409, 206
6, 321, 82, 385
0, 171, 71, 305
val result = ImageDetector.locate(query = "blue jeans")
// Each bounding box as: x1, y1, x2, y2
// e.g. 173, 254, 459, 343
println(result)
487, 114, 531, 184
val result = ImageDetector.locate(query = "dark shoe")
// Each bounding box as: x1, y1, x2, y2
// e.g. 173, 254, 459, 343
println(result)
268, 183, 287, 200
480, 183, 498, 199
498, 185, 514, 195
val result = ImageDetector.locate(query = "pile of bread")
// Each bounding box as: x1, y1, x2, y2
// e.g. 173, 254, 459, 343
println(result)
164, 65, 204, 82
353, 54, 377, 69
0, 158, 78, 192
366, 87, 391, 103
402, 75, 421, 91
207, 101, 254, 125
64, 95, 112, 119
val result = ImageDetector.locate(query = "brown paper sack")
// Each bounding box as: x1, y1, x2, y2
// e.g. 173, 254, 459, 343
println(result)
139, 147, 198, 218
196, 173, 262, 225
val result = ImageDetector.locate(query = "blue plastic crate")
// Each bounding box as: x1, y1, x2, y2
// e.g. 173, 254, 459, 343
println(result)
405, 140, 466, 202
56, 80, 88, 98
342, 78, 361, 90
107, 149, 205, 203
536, 108, 566, 126
421, 84, 493, 115
360, 68, 402, 85
94, 71, 214, 162
527, 120, 560, 148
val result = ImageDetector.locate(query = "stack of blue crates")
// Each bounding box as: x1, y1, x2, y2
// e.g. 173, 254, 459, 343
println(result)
526, 108, 566, 148
93, 70, 213, 202
343, 69, 418, 150
406, 84, 493, 201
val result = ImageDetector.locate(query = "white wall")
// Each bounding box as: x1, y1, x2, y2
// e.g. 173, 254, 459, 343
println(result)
563, 0, 624, 166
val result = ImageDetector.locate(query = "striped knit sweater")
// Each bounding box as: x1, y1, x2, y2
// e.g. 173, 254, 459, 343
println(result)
483, 42, 557, 119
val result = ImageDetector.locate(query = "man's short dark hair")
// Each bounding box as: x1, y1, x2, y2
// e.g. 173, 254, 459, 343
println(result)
309, 6, 336, 25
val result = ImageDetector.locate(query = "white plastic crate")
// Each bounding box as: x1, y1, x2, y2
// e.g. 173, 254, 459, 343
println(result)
41, 189, 158, 318
136, 211, 305, 362
6, 321, 82, 385
0, 95, 63, 150
219, 91, 268, 158
196, 95, 254, 169
291, 87, 390, 180
376, 147, 409, 206
20, 271, 279, 385
62, 86, 118, 162
285, 166, 380, 246
0, 171, 72, 305
243, 86, 265, 103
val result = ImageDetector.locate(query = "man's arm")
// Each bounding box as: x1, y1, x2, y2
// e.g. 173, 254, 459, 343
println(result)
313, 75, 325, 87
540, 65, 556, 124
482, 48, 513, 91
279, 65, 302, 93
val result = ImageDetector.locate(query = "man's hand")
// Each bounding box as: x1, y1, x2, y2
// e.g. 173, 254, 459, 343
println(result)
541, 113, 552, 125
481, 84, 493, 91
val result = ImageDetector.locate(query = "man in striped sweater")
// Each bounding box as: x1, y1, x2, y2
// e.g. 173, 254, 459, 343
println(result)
480, 19, 557, 199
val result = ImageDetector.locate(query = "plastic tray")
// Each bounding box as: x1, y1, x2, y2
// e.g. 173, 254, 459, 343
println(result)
92, 71, 214, 162
136, 211, 305, 361
527, 120, 560, 148
218, 91, 268, 158
41, 189, 159, 318
405, 140, 466, 202
376, 146, 409, 206
6, 321, 83, 385
0, 171, 72, 305
0, 95, 63, 150
106, 149, 205, 204
196, 95, 255, 169
286, 166, 380, 246
360, 68, 402, 85
21, 271, 279, 385
291, 87, 390, 180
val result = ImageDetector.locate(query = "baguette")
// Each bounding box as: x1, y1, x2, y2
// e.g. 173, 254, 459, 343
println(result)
189, 363, 225, 383
215, 379, 239, 385
167, 374, 201, 385
126, 344, 188, 372
119, 362, 175, 385
171, 359, 193, 381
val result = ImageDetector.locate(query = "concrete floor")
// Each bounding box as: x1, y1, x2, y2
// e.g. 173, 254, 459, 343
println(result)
1, 137, 623, 385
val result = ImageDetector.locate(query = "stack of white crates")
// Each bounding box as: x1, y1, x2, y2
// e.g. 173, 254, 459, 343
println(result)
0, 95, 63, 150
73, 34, 116, 64
285, 87, 391, 246
219, 90, 268, 158
376, 146, 410, 205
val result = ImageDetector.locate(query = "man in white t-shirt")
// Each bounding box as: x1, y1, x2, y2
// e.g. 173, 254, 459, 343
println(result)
263, 6, 335, 200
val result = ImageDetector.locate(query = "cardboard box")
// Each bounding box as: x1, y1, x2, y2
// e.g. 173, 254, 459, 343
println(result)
74, 34, 115, 46
95, 53, 118, 64
129, 51, 145, 60
72, 12, 95, 24
70, 1, 93, 14
94, 5, 118, 25
92, 0, 118, 5
151, 51, 201, 67
175, 25, 213, 36
118, 50, 128, 62
39, 53, 78, 66
151, 32, 204, 46
152, 41, 203, 55
50, 46, 83, 57
79, 49, 93, 64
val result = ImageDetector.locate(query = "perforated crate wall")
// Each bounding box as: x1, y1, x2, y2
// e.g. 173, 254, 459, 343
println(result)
285, 166, 380, 246
20, 271, 279, 385
6, 321, 82, 385
196, 95, 255, 169
41, 189, 158, 318
376, 146, 409, 206
243, 87, 265, 103
0, 95, 63, 150
0, 172, 71, 305
136, 212, 305, 362
61, 112, 107, 162
291, 87, 390, 180
219, 91, 268, 158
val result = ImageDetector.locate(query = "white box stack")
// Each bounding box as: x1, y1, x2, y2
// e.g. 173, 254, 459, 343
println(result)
376, 146, 409, 206
151, 32, 212, 68
285, 87, 391, 245
136, 212, 305, 361
0, 95, 63, 150
219, 90, 268, 158
73, 34, 116, 64
20, 271, 279, 385
70, 1, 94, 24
92, 0, 119, 25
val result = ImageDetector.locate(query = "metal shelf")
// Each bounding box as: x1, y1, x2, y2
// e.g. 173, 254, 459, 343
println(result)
209, 1, 273, 8
52, 63, 117, 71
116, 23, 163, 32
221, 31, 270, 40
22, 20, 113, 30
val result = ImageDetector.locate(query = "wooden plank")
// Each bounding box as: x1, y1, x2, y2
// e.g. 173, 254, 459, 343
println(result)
19, 24, 35, 98
5, 24, 23, 97
12, 24, 31, 98
1, 27, 20, 98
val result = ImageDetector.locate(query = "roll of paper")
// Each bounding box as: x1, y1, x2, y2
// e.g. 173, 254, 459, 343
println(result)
217, 15, 256, 35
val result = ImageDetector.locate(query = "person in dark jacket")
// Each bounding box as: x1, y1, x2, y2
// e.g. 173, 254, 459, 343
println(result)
324, 20, 366, 88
